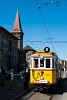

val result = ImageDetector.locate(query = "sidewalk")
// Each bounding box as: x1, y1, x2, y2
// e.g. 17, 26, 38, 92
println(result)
0, 74, 33, 100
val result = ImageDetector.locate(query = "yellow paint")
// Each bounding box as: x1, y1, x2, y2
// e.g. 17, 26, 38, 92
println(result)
31, 50, 56, 57
30, 69, 56, 84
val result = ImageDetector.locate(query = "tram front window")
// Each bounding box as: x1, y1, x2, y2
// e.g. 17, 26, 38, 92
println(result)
40, 59, 44, 67
34, 59, 38, 68
46, 59, 50, 68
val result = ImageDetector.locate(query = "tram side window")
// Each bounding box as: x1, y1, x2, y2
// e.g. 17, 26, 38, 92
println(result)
34, 59, 38, 68
30, 59, 32, 68
40, 59, 44, 67
46, 59, 50, 68
52, 59, 54, 68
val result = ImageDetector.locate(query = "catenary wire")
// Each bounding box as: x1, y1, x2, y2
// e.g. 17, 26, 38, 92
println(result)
0, 0, 63, 50
0, 1, 61, 10
35, 0, 55, 51
1, 39, 67, 43
0, 12, 13, 27
24, 36, 38, 49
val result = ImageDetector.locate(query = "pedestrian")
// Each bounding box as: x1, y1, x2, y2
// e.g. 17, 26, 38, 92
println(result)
7, 69, 14, 90
22, 67, 30, 90
0, 67, 7, 87
20, 69, 25, 80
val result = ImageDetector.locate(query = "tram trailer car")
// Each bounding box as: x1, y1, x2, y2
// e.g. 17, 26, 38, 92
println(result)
29, 47, 62, 90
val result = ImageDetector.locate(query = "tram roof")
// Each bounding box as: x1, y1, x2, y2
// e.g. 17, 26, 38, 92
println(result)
31, 50, 57, 57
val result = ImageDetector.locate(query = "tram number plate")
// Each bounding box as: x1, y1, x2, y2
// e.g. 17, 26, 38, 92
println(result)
37, 80, 48, 83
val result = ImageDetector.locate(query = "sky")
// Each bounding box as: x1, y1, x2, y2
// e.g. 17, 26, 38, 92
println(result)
0, 0, 67, 60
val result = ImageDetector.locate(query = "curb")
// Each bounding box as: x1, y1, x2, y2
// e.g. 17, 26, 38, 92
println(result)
10, 86, 35, 100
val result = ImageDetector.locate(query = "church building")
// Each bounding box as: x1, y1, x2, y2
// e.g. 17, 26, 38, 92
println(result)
11, 10, 26, 71
11, 10, 24, 50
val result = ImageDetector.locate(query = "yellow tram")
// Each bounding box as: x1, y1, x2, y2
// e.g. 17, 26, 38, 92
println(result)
29, 47, 62, 90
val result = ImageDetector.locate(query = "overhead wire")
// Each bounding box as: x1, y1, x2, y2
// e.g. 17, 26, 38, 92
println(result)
0, 1, 61, 10
24, 36, 38, 49
45, 40, 67, 43
0, 8, 39, 49
0, 12, 13, 27
0, 4, 36, 9
35, 0, 55, 51
23, 40, 67, 43
1, 39, 67, 44
0, 0, 63, 50
0, 8, 39, 50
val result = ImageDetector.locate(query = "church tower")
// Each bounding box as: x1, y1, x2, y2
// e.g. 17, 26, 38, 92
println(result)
11, 10, 24, 50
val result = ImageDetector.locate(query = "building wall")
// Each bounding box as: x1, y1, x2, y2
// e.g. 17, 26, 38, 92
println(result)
61, 60, 67, 70
26, 51, 35, 67
0, 27, 18, 70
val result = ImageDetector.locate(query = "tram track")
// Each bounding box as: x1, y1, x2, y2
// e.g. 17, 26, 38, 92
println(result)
19, 88, 54, 100
11, 80, 63, 100
10, 86, 35, 100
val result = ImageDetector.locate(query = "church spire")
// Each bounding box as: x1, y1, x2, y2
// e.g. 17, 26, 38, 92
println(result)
11, 10, 22, 33
11, 10, 24, 50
